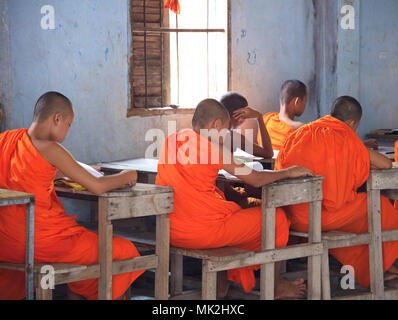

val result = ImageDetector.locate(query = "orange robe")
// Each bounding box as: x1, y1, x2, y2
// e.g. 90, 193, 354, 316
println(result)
395, 140, 398, 163
275, 115, 398, 288
0, 129, 145, 300
257, 112, 294, 151
156, 128, 290, 292
164, 0, 180, 14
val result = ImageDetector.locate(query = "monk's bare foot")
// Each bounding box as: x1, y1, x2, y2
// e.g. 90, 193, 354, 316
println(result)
275, 278, 306, 300
384, 272, 398, 281
66, 287, 85, 300
386, 264, 398, 281
217, 271, 231, 299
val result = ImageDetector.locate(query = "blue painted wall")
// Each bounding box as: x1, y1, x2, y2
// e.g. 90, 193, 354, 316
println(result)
5, 0, 192, 164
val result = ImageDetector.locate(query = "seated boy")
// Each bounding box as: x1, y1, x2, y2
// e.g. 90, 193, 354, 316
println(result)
0, 92, 145, 300
156, 98, 313, 299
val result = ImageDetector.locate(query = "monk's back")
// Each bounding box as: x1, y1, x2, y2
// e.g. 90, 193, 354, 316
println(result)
156, 129, 241, 225
0, 129, 81, 249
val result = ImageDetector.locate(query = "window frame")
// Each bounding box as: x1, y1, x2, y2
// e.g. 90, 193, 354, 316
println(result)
127, 0, 231, 117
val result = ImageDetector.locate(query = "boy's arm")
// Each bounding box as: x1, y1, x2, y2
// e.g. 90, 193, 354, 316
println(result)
42, 142, 137, 195
220, 148, 313, 187
369, 149, 392, 169
232, 107, 273, 158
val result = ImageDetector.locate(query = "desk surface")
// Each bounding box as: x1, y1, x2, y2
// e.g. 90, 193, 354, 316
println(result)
0, 189, 34, 201
97, 155, 274, 181
55, 182, 172, 198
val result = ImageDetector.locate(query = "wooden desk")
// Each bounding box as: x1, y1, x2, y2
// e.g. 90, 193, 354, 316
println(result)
0, 189, 35, 300
366, 129, 398, 141
55, 183, 173, 300
366, 167, 398, 299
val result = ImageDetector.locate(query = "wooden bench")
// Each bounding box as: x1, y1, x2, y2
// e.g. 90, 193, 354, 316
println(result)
290, 167, 398, 300
0, 189, 35, 300
117, 176, 325, 300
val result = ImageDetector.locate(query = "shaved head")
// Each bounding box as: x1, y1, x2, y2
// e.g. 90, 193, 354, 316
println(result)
192, 98, 230, 128
33, 91, 73, 122
331, 96, 362, 122
219, 92, 248, 116
280, 80, 307, 106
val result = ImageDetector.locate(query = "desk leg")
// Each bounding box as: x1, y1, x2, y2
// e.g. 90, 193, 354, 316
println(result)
307, 200, 322, 300
367, 189, 385, 300
260, 204, 275, 300
25, 199, 35, 300
98, 197, 113, 300
155, 215, 170, 299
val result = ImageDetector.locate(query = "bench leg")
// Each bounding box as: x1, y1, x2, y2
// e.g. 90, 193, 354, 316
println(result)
307, 201, 322, 300
155, 215, 170, 300
170, 253, 183, 296
35, 274, 53, 300
321, 248, 331, 300
202, 261, 217, 300
260, 206, 275, 300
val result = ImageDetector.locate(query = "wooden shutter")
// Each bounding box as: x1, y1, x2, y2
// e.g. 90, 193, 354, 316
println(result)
129, 0, 170, 113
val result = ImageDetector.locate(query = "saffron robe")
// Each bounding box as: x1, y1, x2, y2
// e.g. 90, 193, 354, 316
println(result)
275, 116, 398, 288
257, 112, 294, 151
0, 129, 145, 299
156, 129, 290, 292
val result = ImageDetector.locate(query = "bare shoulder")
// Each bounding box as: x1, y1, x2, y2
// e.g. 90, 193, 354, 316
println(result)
34, 139, 72, 165
291, 121, 305, 130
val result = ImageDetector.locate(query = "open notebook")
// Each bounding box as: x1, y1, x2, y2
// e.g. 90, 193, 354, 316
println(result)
218, 161, 265, 180
55, 161, 103, 191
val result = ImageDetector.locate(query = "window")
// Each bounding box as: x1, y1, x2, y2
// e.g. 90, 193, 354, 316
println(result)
128, 0, 230, 117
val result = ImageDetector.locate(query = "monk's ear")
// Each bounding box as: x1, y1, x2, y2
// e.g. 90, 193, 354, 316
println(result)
52, 112, 63, 125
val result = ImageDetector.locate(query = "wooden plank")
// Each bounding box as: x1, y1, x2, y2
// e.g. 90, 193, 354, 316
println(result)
202, 261, 217, 300
113, 255, 157, 274
260, 199, 275, 300
263, 177, 323, 208
307, 200, 322, 300
154, 215, 170, 299
367, 189, 385, 299
0, 189, 34, 201
368, 168, 398, 190
25, 200, 35, 300
323, 232, 371, 249
206, 243, 323, 273
35, 274, 52, 300
98, 197, 113, 300
321, 249, 331, 300
171, 246, 253, 261
170, 253, 183, 296
104, 192, 173, 220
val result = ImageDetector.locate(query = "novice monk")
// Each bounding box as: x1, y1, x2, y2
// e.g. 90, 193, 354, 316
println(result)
220, 92, 273, 207
275, 96, 398, 288
257, 80, 307, 151
156, 98, 314, 299
0, 92, 145, 300
220, 92, 273, 159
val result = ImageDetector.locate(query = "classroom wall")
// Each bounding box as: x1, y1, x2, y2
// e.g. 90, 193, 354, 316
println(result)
0, 0, 13, 133
3, 0, 192, 164
230, 0, 398, 140
357, 0, 398, 138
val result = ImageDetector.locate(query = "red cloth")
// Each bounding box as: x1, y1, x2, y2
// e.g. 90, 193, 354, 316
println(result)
164, 0, 180, 14
156, 129, 290, 292
0, 129, 145, 299
275, 116, 398, 288
257, 112, 294, 151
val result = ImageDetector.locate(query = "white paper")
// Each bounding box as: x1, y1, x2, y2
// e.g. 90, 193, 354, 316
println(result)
61, 161, 103, 180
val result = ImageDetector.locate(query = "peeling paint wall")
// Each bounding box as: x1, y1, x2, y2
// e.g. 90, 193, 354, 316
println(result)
5, 0, 192, 164
231, 0, 319, 132
0, 0, 13, 132
357, 0, 398, 138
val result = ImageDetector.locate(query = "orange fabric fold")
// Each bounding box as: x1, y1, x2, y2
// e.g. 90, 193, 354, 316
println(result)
0, 129, 144, 300
164, 0, 180, 14
156, 129, 290, 292
275, 116, 398, 288
257, 112, 294, 151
